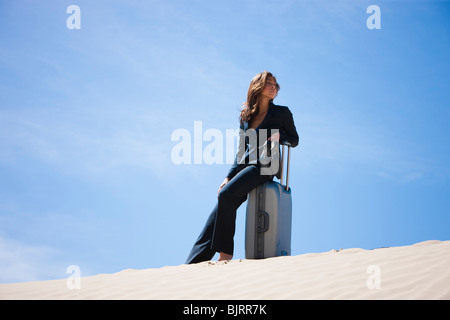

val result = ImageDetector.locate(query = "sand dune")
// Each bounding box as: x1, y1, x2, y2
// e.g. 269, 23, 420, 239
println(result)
1, 240, 449, 300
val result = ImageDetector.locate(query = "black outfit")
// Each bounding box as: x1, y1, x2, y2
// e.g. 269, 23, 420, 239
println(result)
185, 102, 299, 264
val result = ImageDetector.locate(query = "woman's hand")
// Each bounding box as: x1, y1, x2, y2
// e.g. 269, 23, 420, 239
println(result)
218, 177, 230, 197
268, 132, 280, 142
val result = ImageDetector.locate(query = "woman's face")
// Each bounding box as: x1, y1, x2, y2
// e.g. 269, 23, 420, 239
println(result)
261, 76, 279, 100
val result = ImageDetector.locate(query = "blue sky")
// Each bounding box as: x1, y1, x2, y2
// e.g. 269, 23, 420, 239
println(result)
0, 0, 449, 283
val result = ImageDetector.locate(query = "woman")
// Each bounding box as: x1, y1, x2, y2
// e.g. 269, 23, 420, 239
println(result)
186, 71, 299, 264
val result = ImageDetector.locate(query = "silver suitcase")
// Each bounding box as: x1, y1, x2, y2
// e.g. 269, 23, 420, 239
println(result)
245, 142, 292, 259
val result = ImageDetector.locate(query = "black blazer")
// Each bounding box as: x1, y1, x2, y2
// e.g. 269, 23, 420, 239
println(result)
226, 101, 299, 180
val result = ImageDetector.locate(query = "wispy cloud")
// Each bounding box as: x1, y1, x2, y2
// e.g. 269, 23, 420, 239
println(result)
296, 110, 439, 183
0, 106, 174, 182
0, 236, 60, 283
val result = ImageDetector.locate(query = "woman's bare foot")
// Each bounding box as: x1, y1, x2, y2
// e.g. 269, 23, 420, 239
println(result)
218, 252, 233, 261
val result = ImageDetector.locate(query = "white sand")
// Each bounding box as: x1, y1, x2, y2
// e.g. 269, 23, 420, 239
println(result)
1, 240, 449, 300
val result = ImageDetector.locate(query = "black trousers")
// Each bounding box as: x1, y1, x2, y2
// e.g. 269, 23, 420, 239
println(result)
185, 164, 273, 264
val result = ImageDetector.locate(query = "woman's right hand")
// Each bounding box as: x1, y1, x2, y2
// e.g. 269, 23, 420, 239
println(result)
217, 177, 230, 197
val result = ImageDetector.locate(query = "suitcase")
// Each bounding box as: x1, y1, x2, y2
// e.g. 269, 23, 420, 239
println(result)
245, 142, 292, 259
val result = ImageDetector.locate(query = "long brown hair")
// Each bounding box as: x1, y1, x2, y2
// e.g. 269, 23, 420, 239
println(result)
239, 71, 280, 125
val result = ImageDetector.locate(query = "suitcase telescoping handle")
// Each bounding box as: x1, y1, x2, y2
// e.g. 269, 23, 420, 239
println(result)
280, 141, 291, 191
